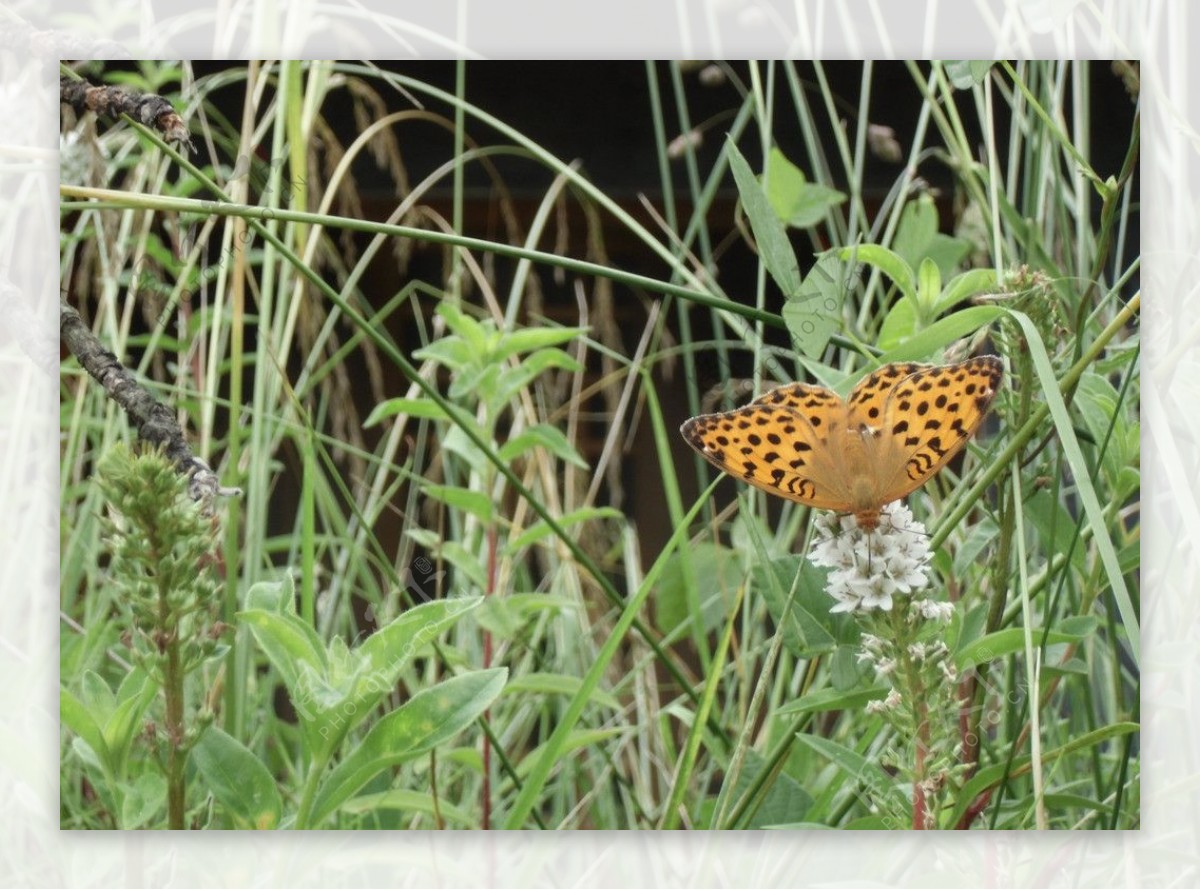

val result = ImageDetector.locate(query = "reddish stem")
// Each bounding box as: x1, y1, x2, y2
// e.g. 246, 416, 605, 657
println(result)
912, 698, 931, 830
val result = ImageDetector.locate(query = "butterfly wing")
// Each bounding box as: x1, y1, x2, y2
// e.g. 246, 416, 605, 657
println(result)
870, 356, 1004, 503
846, 361, 933, 429
680, 382, 852, 511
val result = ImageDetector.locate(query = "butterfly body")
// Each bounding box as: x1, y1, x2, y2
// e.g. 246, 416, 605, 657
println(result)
680, 356, 1004, 530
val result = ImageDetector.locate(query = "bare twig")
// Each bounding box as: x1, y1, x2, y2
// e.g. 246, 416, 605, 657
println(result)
60, 75, 195, 152
60, 299, 238, 513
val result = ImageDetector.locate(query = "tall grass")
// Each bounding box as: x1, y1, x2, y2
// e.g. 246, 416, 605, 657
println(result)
60, 60, 1138, 829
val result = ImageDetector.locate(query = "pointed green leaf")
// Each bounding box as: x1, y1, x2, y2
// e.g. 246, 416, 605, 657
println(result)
945, 60, 995, 89
359, 596, 483, 679
935, 268, 998, 315
191, 726, 283, 829
504, 507, 623, 554
726, 136, 802, 297
120, 771, 166, 829
491, 327, 587, 363
500, 671, 621, 711
421, 484, 494, 523
412, 336, 474, 372
763, 147, 846, 229
61, 687, 110, 768
783, 253, 849, 359
916, 257, 942, 315
777, 684, 889, 715
309, 668, 507, 826
364, 397, 448, 428
837, 244, 915, 303
877, 295, 917, 351
498, 424, 588, 470
795, 732, 907, 814
956, 618, 1100, 668
238, 609, 327, 698
435, 302, 490, 355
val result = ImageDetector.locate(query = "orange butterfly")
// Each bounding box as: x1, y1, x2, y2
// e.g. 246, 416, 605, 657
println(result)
680, 356, 1003, 530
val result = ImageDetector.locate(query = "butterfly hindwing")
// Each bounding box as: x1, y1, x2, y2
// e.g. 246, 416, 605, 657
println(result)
846, 362, 933, 429
873, 356, 1004, 502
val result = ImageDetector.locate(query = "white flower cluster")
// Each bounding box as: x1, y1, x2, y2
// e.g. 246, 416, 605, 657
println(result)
807, 503, 933, 613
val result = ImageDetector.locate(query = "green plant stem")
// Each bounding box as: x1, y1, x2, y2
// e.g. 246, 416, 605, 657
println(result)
164, 632, 186, 830
659, 583, 745, 829
293, 754, 330, 830
61, 186, 785, 333
889, 603, 930, 829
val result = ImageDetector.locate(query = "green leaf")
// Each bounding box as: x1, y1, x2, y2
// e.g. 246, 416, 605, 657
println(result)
120, 771, 166, 829
238, 608, 327, 697
829, 644, 869, 690
837, 244, 915, 303
872, 305, 1005, 364
364, 397, 448, 428
435, 541, 488, 592
935, 268, 998, 315
80, 670, 116, 725
1075, 372, 1137, 487
753, 556, 854, 657
654, 542, 743, 637
763, 147, 846, 228
412, 336, 474, 373
776, 684, 889, 715
1004, 309, 1139, 663
243, 576, 298, 614
490, 326, 588, 363
309, 668, 507, 826
440, 424, 489, 472
511, 728, 627, 781
448, 361, 500, 401
504, 507, 623, 554
915, 257, 942, 316
63, 669, 157, 779
876, 295, 917, 351
60, 687, 109, 769
488, 349, 582, 413
794, 732, 908, 816
726, 136, 802, 298
473, 592, 577, 638
421, 484, 494, 523
105, 669, 158, 769
1022, 489, 1086, 574
955, 617, 1100, 668
783, 253, 849, 360
945, 60, 995, 89
498, 424, 588, 470
949, 722, 1139, 826
403, 527, 441, 550
892, 195, 970, 280
714, 748, 813, 829
435, 302, 490, 356
501, 671, 621, 711
341, 789, 475, 827
191, 726, 282, 829
358, 596, 483, 680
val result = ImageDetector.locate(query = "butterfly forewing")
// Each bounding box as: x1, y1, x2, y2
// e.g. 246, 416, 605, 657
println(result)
680, 386, 850, 511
